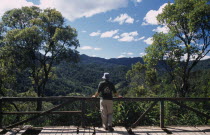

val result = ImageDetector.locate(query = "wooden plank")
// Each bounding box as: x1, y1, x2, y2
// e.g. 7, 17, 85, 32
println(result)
95, 127, 107, 135
196, 126, 210, 135
166, 127, 181, 135
167, 126, 206, 135
37, 126, 210, 135
113, 126, 127, 135
167, 126, 186, 135
135, 126, 167, 135
44, 127, 58, 135
39, 127, 53, 135
50, 126, 61, 135
54, 126, 63, 135
183, 126, 199, 135
88, 127, 95, 135
61, 126, 78, 135
149, 126, 166, 135
77, 127, 84, 135
61, 126, 71, 135
51, 127, 60, 135
189, 126, 206, 135
16, 130, 26, 135
132, 126, 152, 135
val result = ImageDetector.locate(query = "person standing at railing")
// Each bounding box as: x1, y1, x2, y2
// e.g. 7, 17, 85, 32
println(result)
92, 72, 122, 132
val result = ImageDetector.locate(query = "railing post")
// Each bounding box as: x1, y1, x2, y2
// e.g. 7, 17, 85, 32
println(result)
81, 99, 86, 128
0, 98, 2, 128
160, 100, 164, 128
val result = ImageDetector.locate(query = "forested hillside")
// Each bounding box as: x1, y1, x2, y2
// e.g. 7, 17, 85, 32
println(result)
45, 54, 143, 96
44, 54, 210, 97
13, 54, 210, 97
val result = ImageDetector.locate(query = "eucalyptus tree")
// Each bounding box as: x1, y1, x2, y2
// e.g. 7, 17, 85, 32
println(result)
143, 0, 210, 97
0, 6, 80, 109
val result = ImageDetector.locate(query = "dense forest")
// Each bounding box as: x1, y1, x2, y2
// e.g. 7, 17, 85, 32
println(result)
0, 0, 210, 128
41, 54, 210, 97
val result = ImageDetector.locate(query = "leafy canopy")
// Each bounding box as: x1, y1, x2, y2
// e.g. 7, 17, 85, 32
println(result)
0, 6, 80, 98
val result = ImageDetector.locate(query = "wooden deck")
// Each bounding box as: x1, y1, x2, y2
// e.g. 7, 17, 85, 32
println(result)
17, 126, 209, 135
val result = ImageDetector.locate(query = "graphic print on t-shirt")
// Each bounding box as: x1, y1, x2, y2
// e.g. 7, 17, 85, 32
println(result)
104, 87, 110, 93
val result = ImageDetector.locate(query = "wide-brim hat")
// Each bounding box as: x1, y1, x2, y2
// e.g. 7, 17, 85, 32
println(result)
102, 73, 110, 79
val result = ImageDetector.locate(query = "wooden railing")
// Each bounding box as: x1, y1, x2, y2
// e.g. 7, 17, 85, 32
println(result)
0, 97, 210, 131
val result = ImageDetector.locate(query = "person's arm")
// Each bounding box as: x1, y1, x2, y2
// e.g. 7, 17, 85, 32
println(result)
92, 92, 99, 97
92, 82, 102, 97
112, 82, 122, 98
114, 92, 122, 98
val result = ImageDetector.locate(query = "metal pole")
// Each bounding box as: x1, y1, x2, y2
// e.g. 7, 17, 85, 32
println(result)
160, 100, 164, 128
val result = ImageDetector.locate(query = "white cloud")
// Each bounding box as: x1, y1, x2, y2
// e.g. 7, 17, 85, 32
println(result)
118, 55, 126, 58
202, 55, 210, 60
127, 52, 133, 55
81, 30, 87, 33
80, 46, 102, 51
94, 48, 102, 51
143, 37, 153, 45
119, 52, 134, 58
131, 0, 143, 6
153, 26, 169, 33
109, 13, 134, 25
113, 35, 120, 39
118, 31, 138, 42
134, 36, 145, 41
0, 0, 129, 21
136, 0, 142, 2
90, 30, 144, 42
119, 36, 134, 42
181, 54, 210, 61
0, 0, 34, 17
80, 46, 93, 50
89, 31, 101, 36
39, 0, 128, 21
101, 30, 119, 38
142, 3, 168, 25
140, 52, 147, 56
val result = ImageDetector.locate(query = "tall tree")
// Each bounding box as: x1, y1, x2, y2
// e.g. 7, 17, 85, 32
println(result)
126, 62, 148, 97
144, 0, 210, 97
0, 6, 80, 109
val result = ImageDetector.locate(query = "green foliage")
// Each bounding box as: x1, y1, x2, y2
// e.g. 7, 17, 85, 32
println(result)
142, 0, 210, 97
121, 0, 210, 127
0, 6, 80, 100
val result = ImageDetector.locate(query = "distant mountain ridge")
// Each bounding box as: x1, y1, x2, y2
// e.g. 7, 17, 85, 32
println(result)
80, 54, 144, 66
79, 54, 210, 70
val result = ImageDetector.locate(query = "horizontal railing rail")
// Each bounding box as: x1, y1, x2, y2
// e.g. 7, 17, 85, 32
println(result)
1, 97, 210, 101
0, 97, 209, 131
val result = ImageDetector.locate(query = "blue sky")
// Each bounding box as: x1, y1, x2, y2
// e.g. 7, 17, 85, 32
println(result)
68, 0, 173, 58
0, 0, 175, 58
